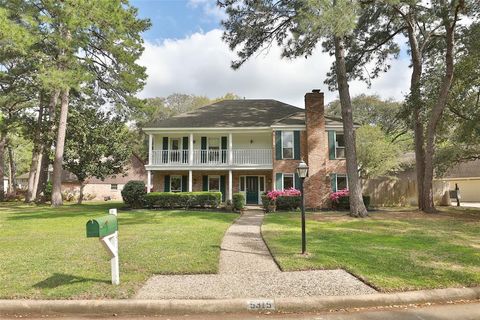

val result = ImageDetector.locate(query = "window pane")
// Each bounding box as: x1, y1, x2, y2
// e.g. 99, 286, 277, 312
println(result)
111, 184, 118, 190
283, 148, 293, 159
259, 177, 265, 191
240, 176, 245, 191
171, 176, 182, 192
209, 176, 220, 191
282, 131, 293, 148
283, 174, 294, 190
336, 147, 346, 158
336, 133, 345, 147
337, 176, 348, 190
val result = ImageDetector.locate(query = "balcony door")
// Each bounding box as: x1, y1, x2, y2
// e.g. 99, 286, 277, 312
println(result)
170, 138, 181, 163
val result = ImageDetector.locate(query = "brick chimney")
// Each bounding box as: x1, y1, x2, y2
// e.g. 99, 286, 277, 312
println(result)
304, 89, 328, 208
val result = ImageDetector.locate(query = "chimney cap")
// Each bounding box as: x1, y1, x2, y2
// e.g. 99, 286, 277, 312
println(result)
311, 89, 321, 93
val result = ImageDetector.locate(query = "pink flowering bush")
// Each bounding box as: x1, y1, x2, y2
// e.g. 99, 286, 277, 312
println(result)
263, 188, 302, 212
330, 188, 349, 203
266, 188, 301, 200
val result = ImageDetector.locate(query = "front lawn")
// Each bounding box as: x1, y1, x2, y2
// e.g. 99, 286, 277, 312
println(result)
262, 207, 480, 292
0, 202, 236, 299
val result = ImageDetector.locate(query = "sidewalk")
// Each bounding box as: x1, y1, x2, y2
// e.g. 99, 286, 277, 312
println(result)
135, 209, 375, 299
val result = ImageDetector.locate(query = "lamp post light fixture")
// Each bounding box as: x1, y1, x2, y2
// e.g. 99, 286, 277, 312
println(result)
296, 160, 309, 255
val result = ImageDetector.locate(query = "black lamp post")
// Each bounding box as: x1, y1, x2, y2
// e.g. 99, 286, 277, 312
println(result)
296, 160, 309, 255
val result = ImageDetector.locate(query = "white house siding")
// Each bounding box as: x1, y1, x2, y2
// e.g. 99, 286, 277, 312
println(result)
3, 178, 8, 191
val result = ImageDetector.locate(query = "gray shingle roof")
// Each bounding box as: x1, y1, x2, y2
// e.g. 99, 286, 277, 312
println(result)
144, 99, 304, 128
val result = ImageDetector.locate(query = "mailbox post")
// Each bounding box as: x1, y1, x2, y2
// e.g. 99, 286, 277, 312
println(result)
86, 208, 120, 285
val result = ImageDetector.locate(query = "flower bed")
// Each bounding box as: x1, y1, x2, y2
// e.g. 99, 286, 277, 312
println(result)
330, 189, 370, 210
262, 188, 301, 212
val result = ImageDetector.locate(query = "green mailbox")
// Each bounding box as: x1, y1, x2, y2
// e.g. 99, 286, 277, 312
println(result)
86, 215, 118, 238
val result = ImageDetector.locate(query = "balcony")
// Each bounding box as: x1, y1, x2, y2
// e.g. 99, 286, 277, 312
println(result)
150, 149, 273, 167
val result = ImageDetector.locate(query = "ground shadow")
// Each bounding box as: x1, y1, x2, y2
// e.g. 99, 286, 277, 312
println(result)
33, 273, 110, 289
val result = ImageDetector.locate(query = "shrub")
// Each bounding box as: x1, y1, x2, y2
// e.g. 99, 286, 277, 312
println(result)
276, 195, 301, 210
232, 193, 245, 211
330, 189, 370, 210
263, 188, 301, 212
144, 192, 222, 209
121, 180, 146, 208
44, 181, 52, 202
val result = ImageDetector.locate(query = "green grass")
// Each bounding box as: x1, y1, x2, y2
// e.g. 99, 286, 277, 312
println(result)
0, 202, 236, 299
262, 208, 480, 292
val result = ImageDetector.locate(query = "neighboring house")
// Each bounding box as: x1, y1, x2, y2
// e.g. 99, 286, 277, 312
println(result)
3, 177, 8, 192
437, 159, 480, 202
16, 155, 147, 201
143, 90, 348, 208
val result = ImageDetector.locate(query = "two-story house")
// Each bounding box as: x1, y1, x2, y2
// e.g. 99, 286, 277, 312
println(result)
143, 90, 348, 208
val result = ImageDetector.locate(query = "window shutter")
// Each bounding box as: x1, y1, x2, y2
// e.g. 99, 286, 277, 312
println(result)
182, 176, 187, 192
294, 173, 301, 190
275, 131, 282, 160
220, 175, 226, 202
275, 173, 283, 190
182, 137, 189, 149
201, 137, 207, 163
328, 131, 336, 160
330, 173, 337, 192
293, 131, 301, 160
162, 137, 169, 163
221, 136, 227, 163
202, 175, 208, 191
164, 175, 170, 192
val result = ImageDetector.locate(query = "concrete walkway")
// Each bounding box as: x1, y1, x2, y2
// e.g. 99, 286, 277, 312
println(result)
135, 209, 376, 299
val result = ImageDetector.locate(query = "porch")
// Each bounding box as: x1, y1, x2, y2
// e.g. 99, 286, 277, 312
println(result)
148, 170, 273, 205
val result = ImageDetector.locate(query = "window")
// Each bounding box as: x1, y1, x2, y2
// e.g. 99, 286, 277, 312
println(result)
240, 176, 245, 192
208, 175, 220, 192
259, 176, 265, 192
282, 131, 294, 159
170, 175, 182, 192
283, 173, 294, 190
336, 175, 348, 191
335, 133, 346, 159
111, 184, 118, 190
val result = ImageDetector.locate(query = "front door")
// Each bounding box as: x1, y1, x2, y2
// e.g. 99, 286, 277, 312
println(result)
246, 176, 259, 204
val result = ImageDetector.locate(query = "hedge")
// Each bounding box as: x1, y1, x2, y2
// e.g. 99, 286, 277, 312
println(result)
261, 194, 301, 212
333, 195, 371, 210
144, 192, 222, 209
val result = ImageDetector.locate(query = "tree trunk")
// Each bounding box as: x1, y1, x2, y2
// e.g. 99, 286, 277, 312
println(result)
51, 88, 70, 207
0, 133, 6, 201
333, 35, 368, 218
26, 102, 45, 203
7, 144, 17, 196
405, 19, 426, 211
422, 22, 456, 213
35, 149, 50, 202
78, 181, 85, 205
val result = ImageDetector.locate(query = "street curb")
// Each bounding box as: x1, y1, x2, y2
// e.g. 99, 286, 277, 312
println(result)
0, 287, 479, 316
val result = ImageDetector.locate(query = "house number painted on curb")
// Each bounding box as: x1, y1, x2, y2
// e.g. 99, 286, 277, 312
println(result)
247, 299, 275, 310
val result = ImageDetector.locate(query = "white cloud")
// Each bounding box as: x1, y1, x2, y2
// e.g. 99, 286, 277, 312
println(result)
138, 29, 411, 107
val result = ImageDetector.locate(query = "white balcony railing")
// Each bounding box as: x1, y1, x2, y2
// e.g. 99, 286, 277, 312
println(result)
151, 149, 272, 166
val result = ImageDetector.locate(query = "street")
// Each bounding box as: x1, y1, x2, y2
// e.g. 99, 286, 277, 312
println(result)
1, 301, 479, 320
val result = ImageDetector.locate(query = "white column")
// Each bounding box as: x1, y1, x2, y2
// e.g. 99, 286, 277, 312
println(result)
189, 133, 194, 165
188, 170, 193, 192
228, 133, 233, 165
148, 134, 153, 165
147, 170, 151, 193
228, 170, 233, 201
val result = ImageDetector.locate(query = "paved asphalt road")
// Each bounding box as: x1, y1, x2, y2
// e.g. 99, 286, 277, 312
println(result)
1, 302, 479, 320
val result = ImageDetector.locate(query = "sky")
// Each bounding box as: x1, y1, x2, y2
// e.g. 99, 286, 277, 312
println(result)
131, 0, 412, 107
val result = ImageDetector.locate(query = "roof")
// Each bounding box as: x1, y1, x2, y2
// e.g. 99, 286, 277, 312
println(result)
444, 159, 480, 179
144, 99, 305, 128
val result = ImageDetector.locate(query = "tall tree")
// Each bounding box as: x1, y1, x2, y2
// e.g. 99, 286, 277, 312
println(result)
219, 0, 400, 216
388, 0, 473, 212
22, 0, 151, 206
63, 105, 131, 204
